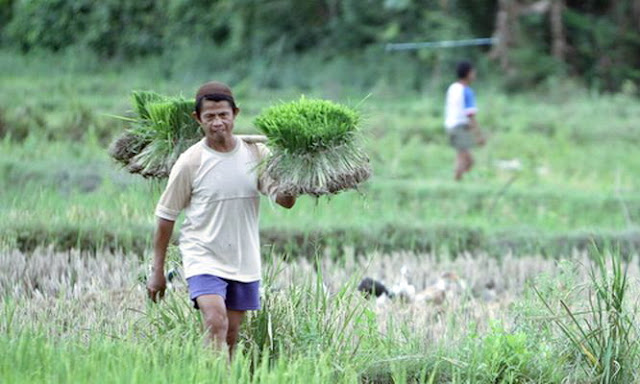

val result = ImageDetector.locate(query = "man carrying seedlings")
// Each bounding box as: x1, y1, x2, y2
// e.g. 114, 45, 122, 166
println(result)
444, 61, 486, 181
146, 81, 296, 356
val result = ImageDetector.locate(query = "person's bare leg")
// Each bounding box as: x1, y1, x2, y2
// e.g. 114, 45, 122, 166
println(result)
196, 294, 228, 351
464, 151, 474, 173
455, 150, 471, 181
226, 310, 246, 358
455, 151, 466, 181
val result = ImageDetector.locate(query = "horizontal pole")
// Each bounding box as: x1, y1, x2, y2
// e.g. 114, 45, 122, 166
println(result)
385, 37, 498, 51
238, 134, 268, 144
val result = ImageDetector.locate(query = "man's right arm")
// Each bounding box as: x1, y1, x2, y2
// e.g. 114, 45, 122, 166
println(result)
147, 217, 175, 302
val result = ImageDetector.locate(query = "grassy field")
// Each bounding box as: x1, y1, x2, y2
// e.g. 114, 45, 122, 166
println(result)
2, 246, 640, 382
2, 50, 640, 256
2, 50, 640, 382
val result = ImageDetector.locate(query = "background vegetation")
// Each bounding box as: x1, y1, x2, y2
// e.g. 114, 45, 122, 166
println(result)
2, 1, 640, 382
2, 0, 639, 92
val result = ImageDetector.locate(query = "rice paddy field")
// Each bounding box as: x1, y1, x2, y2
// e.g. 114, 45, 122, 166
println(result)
2, 50, 640, 383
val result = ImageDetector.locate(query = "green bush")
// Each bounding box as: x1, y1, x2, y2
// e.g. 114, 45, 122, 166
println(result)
6, 0, 165, 57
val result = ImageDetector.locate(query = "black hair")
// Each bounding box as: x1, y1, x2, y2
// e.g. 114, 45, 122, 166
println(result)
456, 61, 474, 79
194, 94, 237, 117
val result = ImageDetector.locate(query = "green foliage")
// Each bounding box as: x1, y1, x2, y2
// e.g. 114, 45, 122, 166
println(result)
535, 251, 640, 383
3, 58, 640, 253
467, 322, 536, 383
3, 0, 640, 91
6, 0, 165, 56
242, 257, 378, 367
564, 8, 640, 93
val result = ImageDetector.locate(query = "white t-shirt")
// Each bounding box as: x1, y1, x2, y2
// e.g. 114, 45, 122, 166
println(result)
155, 137, 270, 282
444, 82, 478, 130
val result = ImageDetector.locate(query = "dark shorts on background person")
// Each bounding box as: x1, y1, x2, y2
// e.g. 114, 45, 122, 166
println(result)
187, 274, 261, 311
448, 124, 475, 151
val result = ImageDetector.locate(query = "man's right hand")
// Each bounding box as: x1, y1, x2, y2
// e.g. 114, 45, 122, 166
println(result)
147, 271, 167, 302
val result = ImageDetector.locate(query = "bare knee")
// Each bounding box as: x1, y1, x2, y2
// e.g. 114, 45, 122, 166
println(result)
203, 310, 228, 339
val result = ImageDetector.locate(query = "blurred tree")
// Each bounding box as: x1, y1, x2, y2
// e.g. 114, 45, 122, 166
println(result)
550, 0, 566, 61
1, 0, 638, 92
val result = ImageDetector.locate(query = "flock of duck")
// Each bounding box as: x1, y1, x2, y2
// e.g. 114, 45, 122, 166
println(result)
357, 266, 498, 306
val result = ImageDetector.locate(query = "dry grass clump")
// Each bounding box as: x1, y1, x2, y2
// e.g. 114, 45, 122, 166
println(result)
108, 91, 201, 178
254, 97, 371, 196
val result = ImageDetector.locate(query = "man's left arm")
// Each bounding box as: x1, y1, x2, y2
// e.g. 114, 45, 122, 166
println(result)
464, 88, 486, 146
255, 142, 297, 209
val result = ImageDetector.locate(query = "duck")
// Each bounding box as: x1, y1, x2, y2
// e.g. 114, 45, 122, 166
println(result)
415, 272, 467, 305
390, 266, 416, 303
357, 277, 392, 298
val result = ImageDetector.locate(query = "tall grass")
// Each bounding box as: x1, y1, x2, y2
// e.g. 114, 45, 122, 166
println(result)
535, 250, 640, 383
2, 246, 640, 382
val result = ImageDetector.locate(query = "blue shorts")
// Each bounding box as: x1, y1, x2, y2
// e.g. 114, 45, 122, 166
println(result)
186, 274, 261, 311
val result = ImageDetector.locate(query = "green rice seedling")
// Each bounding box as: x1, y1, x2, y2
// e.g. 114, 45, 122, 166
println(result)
131, 90, 166, 121
254, 97, 371, 196
108, 91, 167, 164
127, 99, 201, 177
109, 92, 202, 178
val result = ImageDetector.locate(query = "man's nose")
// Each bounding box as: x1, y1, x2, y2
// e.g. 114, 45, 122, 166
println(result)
211, 117, 223, 125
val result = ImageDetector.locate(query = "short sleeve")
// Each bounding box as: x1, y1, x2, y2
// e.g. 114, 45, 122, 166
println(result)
155, 155, 193, 221
255, 143, 271, 162
464, 87, 478, 116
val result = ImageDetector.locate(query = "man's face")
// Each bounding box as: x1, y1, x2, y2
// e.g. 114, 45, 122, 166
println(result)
195, 100, 237, 140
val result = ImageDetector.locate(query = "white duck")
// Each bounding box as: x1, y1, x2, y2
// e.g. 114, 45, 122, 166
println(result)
390, 266, 416, 303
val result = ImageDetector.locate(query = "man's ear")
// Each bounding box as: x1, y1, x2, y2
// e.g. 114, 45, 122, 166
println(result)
233, 108, 241, 117
192, 111, 201, 124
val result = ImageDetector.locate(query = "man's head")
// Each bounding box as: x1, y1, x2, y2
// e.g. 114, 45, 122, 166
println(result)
456, 61, 476, 83
192, 81, 240, 141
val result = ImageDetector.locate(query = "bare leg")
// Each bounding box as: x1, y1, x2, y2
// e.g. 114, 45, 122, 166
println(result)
226, 310, 246, 358
196, 294, 228, 351
455, 150, 468, 180
455, 151, 464, 180
455, 150, 474, 181
464, 151, 474, 173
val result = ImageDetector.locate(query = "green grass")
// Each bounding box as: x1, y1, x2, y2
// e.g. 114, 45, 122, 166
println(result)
2, 49, 640, 382
2, 133, 639, 255
3, 246, 638, 383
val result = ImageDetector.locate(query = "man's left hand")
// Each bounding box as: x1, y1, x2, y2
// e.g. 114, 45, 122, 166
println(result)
275, 194, 296, 209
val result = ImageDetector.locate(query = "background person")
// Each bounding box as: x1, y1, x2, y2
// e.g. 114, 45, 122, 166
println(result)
444, 61, 486, 181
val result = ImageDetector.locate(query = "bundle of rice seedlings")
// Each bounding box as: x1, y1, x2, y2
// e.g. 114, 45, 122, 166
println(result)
109, 91, 202, 178
254, 97, 371, 196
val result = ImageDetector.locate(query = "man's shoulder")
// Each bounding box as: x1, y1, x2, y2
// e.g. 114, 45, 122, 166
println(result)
175, 140, 204, 171
446, 82, 463, 96
239, 139, 270, 161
